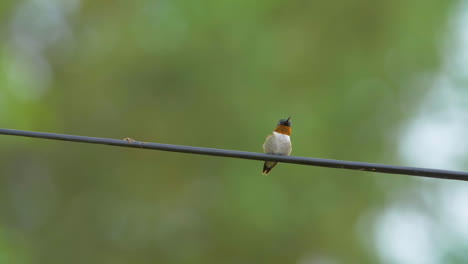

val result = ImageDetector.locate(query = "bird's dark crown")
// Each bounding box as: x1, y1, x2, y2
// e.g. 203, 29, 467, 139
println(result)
277, 117, 292, 127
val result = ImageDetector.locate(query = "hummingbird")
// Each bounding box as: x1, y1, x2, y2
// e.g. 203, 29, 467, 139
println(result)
262, 117, 292, 175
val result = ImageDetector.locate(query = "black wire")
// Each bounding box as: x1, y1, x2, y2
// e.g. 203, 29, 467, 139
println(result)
0, 128, 467, 181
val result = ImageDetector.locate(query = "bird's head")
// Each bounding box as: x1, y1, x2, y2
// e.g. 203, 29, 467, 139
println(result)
277, 116, 292, 127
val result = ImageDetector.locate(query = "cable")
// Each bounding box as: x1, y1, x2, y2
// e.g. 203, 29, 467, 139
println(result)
0, 128, 467, 181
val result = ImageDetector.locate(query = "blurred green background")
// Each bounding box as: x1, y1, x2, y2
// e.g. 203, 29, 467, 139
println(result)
1, 0, 468, 263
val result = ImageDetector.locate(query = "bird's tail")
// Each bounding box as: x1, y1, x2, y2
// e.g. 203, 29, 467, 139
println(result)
262, 161, 277, 175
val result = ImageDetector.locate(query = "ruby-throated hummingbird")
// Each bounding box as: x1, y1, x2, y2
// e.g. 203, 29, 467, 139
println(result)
262, 117, 292, 175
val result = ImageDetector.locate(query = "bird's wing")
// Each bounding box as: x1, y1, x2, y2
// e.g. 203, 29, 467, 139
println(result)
262, 134, 274, 153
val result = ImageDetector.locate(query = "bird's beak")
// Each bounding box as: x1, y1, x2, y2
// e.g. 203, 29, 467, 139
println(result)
286, 116, 291, 122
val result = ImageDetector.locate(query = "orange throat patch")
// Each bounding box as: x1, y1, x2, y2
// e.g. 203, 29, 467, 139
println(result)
274, 125, 291, 135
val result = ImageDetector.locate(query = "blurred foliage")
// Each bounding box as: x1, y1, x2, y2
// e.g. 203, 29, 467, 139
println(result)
0, 0, 459, 263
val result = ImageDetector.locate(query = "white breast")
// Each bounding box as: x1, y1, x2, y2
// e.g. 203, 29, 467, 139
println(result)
263, 132, 292, 155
